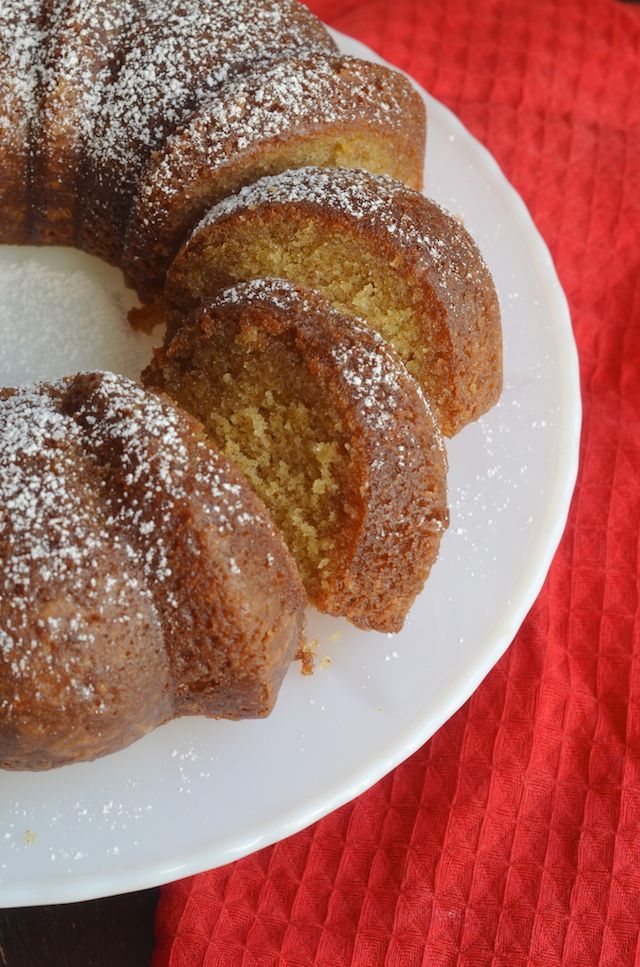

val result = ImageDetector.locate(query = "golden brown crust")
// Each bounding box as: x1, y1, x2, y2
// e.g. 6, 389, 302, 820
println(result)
164, 167, 502, 436
30, 0, 135, 246
76, 1, 337, 265
0, 372, 305, 770
144, 279, 449, 632
123, 55, 426, 301
0, 0, 425, 286
0, 0, 44, 244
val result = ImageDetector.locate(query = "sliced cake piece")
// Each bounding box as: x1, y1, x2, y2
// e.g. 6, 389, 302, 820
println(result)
164, 167, 502, 437
123, 55, 426, 302
143, 279, 449, 633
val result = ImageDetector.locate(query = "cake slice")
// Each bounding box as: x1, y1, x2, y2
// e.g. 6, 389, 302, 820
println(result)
143, 279, 449, 633
123, 55, 426, 302
163, 167, 502, 437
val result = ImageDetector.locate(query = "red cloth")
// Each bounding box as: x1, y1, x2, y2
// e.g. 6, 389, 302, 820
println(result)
154, 0, 640, 963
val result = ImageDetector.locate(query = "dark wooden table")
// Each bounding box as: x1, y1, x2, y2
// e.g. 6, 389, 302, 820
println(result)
0, 889, 159, 966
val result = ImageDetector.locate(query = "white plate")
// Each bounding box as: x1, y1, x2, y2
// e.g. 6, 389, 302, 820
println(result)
0, 29, 581, 907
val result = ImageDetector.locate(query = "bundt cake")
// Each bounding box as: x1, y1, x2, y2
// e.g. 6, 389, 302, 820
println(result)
0, 0, 504, 772
143, 279, 449, 633
0, 371, 305, 771
163, 166, 502, 437
123, 55, 426, 302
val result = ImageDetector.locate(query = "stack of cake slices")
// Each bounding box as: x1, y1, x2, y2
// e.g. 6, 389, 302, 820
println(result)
144, 165, 502, 633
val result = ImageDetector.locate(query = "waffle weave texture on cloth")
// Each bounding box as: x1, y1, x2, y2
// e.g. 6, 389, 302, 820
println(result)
153, 0, 640, 964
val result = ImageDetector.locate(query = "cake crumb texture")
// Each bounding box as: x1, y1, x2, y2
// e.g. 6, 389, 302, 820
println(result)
145, 279, 449, 632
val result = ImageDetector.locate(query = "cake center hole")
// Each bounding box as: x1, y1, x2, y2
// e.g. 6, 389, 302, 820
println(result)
0, 247, 158, 386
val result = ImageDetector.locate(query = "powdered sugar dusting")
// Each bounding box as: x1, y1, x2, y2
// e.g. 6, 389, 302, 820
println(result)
85, 0, 334, 210
0, 372, 259, 724
144, 54, 412, 201
75, 370, 256, 535
126, 53, 418, 291
216, 277, 322, 315
0, 0, 43, 148
197, 166, 489, 307
0, 379, 158, 720
36, 0, 135, 179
